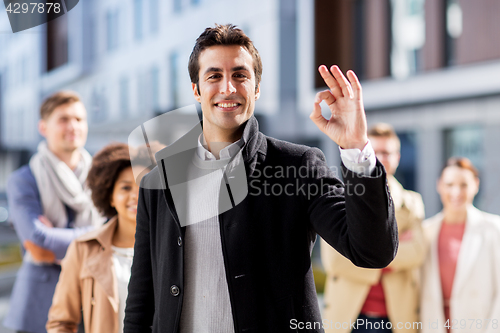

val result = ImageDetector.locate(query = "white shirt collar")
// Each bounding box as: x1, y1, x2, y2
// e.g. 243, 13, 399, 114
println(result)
196, 134, 244, 161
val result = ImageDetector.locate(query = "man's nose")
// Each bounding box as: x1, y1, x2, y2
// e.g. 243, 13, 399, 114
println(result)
67, 119, 78, 130
220, 78, 236, 96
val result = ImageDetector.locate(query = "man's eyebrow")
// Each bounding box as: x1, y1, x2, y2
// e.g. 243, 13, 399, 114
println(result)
203, 66, 251, 76
203, 67, 222, 75
232, 65, 250, 72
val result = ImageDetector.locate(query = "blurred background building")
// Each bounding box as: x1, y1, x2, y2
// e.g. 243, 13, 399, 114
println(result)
1, 0, 500, 224
1, 1, 500, 329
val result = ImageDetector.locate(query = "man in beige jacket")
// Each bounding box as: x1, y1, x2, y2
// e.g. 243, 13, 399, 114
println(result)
321, 123, 425, 333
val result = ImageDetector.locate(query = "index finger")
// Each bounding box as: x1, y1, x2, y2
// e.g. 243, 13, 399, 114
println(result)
318, 65, 343, 98
330, 65, 354, 99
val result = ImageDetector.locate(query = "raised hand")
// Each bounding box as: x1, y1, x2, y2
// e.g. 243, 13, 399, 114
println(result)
310, 65, 368, 150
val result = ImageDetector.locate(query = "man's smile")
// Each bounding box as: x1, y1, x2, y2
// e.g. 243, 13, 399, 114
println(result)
214, 101, 242, 111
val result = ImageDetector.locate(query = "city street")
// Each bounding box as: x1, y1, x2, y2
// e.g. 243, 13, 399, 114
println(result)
0, 224, 18, 333
0, 267, 16, 333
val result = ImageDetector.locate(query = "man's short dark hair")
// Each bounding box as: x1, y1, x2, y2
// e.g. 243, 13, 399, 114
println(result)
40, 90, 82, 120
188, 23, 263, 93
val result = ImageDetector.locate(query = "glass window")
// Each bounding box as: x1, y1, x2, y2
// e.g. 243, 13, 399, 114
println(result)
169, 52, 180, 109
151, 66, 160, 112
46, 15, 68, 71
394, 132, 418, 191
134, 0, 143, 41
390, 0, 426, 78
150, 0, 159, 34
444, 125, 483, 206
173, 0, 182, 13
119, 77, 129, 117
106, 10, 118, 52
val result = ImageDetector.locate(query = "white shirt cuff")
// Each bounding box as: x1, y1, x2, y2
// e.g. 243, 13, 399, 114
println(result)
339, 140, 376, 176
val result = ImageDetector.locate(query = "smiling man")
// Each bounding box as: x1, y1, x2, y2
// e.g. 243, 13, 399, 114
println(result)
124, 24, 398, 333
4, 91, 102, 333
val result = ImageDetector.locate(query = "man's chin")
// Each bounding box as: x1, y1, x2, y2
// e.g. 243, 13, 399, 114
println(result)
62, 142, 85, 152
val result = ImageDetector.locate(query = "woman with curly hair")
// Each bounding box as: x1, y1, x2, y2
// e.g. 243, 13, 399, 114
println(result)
46, 143, 154, 333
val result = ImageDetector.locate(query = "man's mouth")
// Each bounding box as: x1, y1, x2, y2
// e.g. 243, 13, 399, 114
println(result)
215, 102, 241, 110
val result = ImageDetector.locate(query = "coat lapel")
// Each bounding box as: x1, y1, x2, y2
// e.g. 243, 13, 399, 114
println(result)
427, 214, 445, 304
451, 206, 483, 297
80, 217, 120, 313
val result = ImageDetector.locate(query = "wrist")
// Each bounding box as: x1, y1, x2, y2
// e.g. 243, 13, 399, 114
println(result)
339, 139, 368, 151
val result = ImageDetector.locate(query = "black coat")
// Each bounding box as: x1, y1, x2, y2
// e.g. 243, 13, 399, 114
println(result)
124, 117, 398, 333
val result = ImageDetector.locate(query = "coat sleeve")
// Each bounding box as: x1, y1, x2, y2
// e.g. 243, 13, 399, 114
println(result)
46, 240, 83, 333
124, 181, 155, 333
303, 148, 398, 269
7, 168, 94, 259
485, 220, 500, 333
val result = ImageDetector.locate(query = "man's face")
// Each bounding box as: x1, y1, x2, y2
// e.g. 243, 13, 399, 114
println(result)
370, 136, 400, 176
192, 45, 260, 139
38, 101, 88, 154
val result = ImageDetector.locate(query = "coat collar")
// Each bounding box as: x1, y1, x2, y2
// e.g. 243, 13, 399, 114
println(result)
154, 116, 264, 168
77, 216, 120, 313
78, 215, 117, 246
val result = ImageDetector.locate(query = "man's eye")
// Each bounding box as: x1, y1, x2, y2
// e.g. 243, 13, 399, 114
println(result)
234, 73, 247, 78
208, 74, 221, 80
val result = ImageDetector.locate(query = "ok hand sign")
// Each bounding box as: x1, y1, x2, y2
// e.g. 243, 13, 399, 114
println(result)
310, 65, 368, 151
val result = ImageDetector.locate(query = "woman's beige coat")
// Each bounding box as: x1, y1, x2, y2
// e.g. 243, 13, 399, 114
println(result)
321, 176, 425, 333
47, 217, 120, 333
420, 206, 500, 333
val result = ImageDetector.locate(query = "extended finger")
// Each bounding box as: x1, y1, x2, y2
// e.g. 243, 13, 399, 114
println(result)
331, 65, 354, 99
346, 70, 362, 100
315, 90, 336, 107
318, 65, 343, 99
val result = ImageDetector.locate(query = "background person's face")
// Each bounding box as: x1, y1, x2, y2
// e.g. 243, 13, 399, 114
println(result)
110, 166, 141, 226
192, 45, 260, 139
437, 166, 479, 212
370, 136, 400, 176
39, 101, 88, 154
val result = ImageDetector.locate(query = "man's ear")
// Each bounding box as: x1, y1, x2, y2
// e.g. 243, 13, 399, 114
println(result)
255, 83, 261, 100
192, 83, 201, 103
38, 119, 47, 138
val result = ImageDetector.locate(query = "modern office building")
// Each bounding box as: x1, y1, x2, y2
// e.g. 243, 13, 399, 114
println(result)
1, 0, 500, 218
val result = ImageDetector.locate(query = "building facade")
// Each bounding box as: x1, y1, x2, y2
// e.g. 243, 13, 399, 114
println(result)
1, 0, 500, 219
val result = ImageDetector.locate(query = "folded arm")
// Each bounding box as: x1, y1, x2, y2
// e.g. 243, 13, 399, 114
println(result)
7, 168, 94, 260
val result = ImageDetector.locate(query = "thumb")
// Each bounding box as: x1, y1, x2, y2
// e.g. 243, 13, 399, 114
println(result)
310, 102, 328, 132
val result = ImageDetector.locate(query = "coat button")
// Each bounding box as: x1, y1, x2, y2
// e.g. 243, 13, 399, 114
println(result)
178, 236, 182, 246
170, 285, 180, 296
